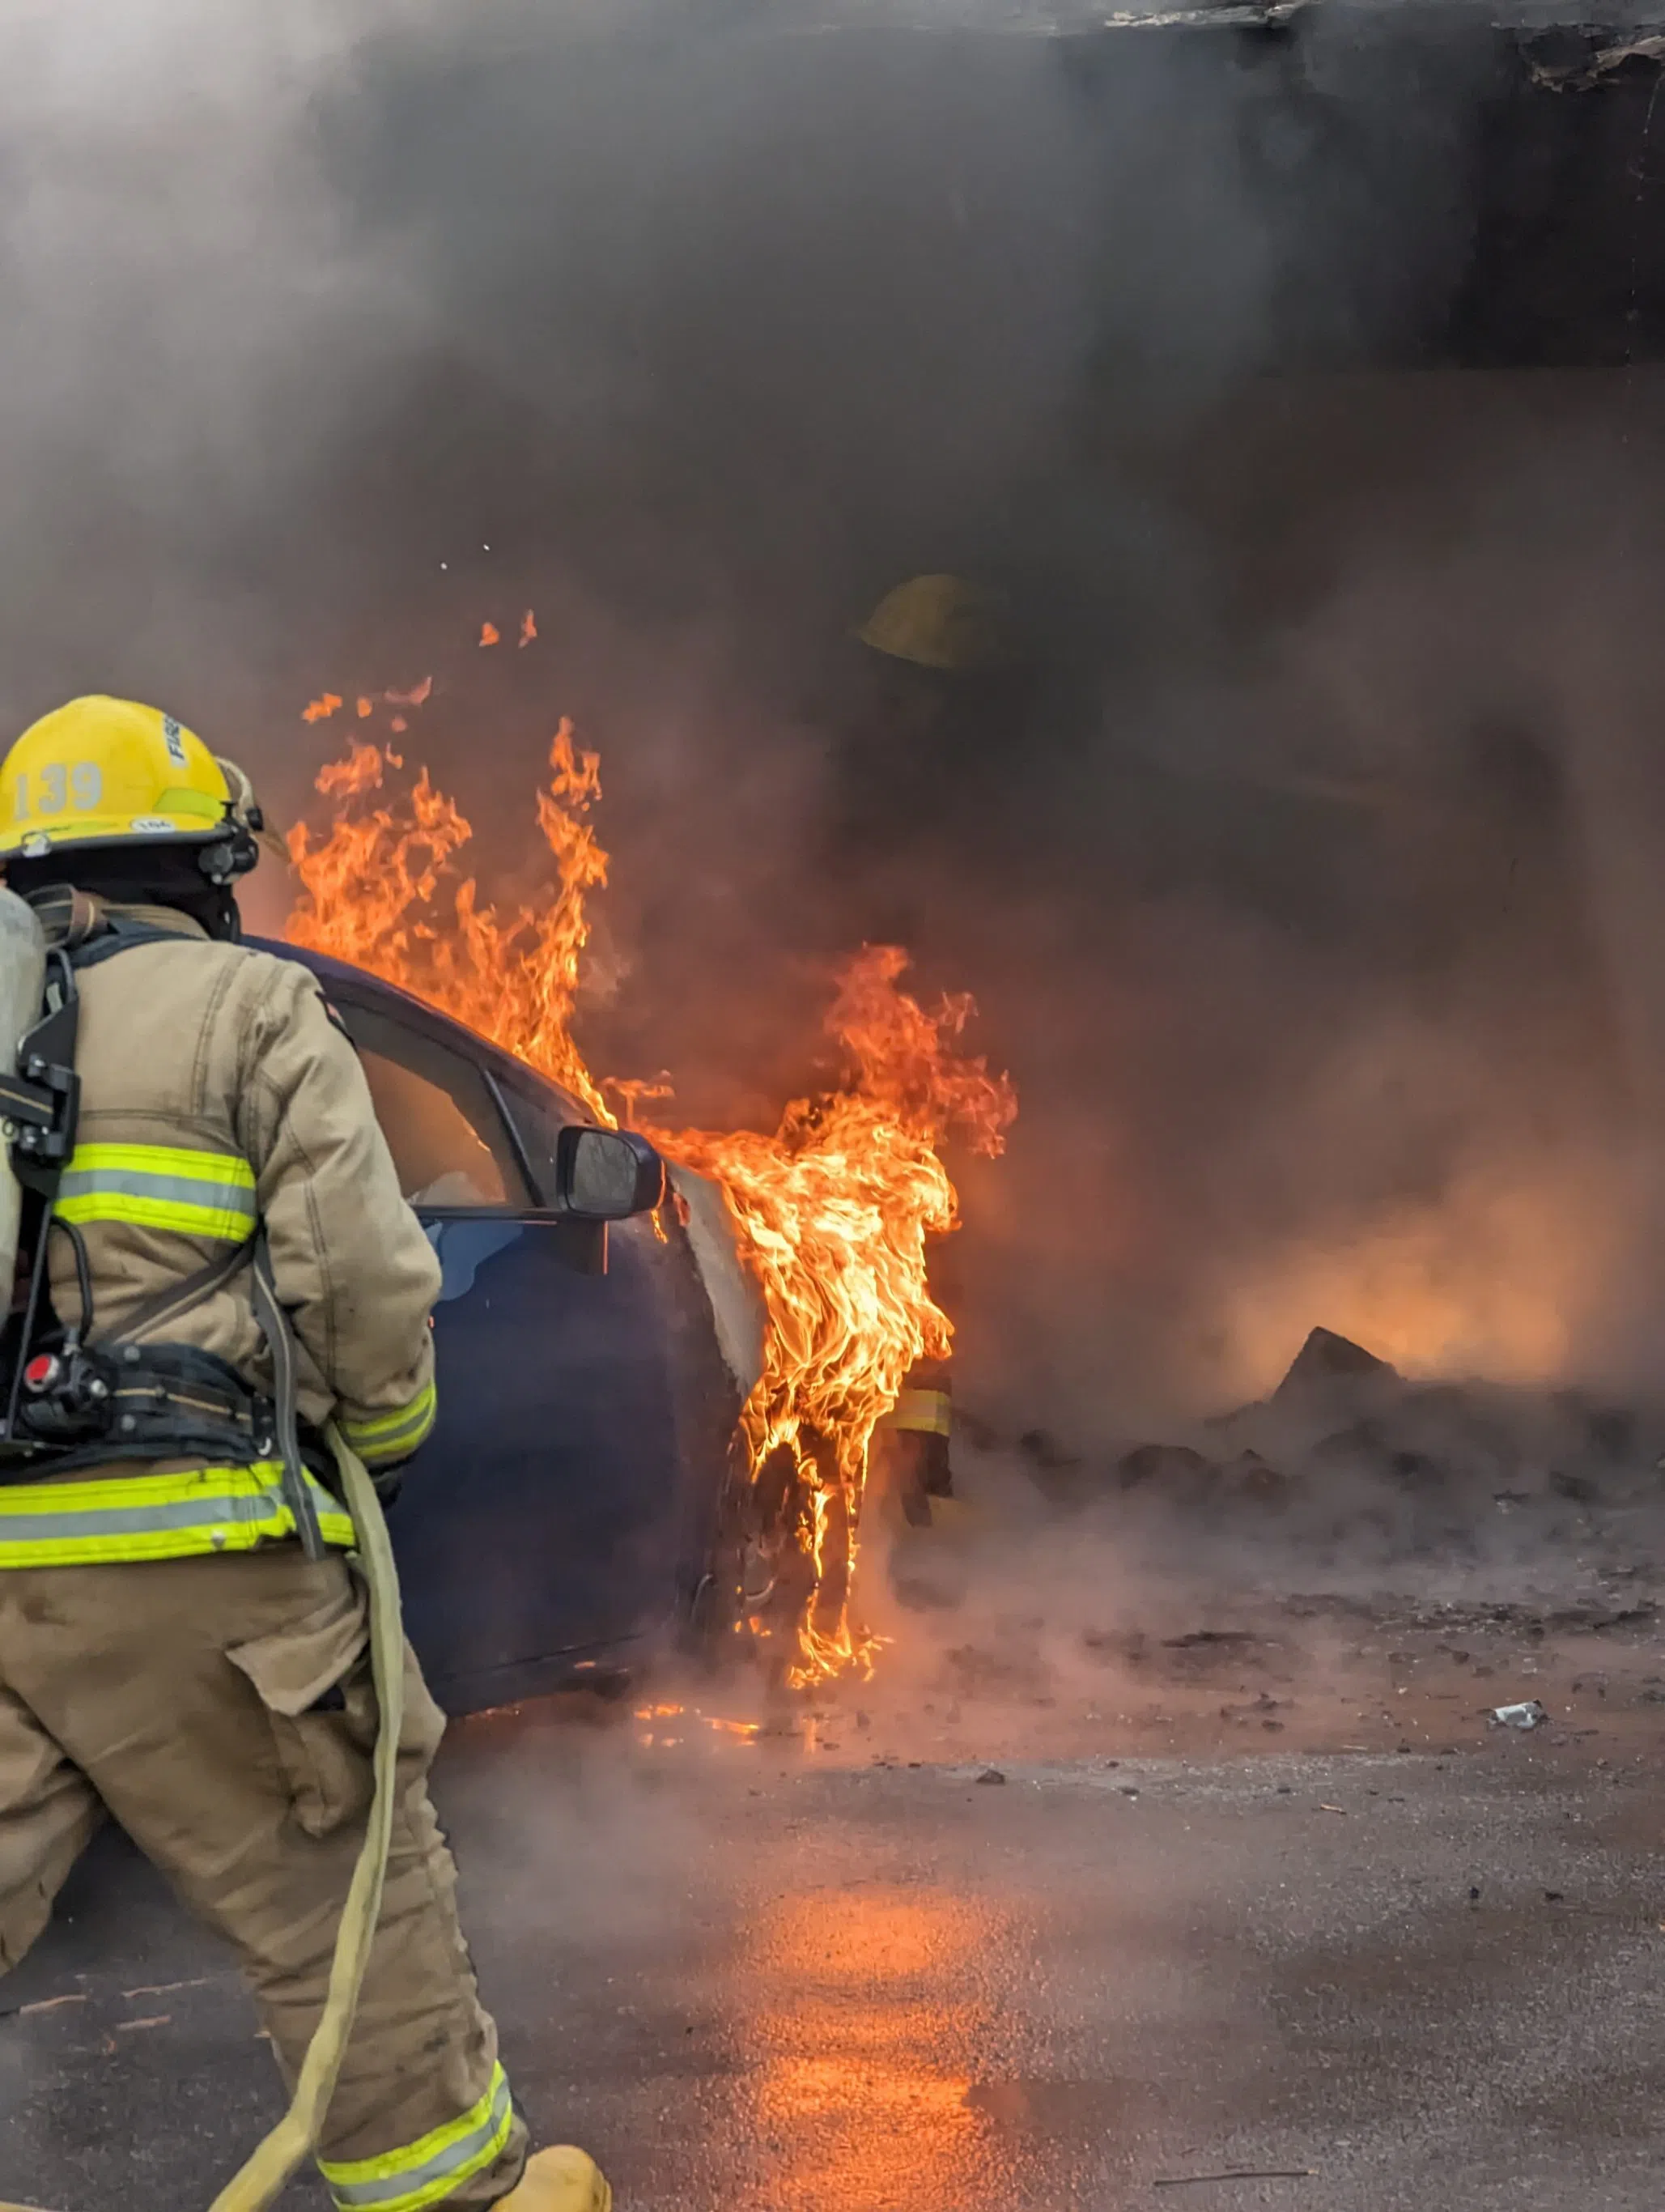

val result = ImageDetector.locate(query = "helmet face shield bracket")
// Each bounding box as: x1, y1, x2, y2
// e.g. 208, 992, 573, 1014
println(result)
198, 824, 258, 885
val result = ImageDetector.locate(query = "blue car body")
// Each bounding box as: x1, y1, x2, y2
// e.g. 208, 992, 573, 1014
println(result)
255, 941, 756, 1714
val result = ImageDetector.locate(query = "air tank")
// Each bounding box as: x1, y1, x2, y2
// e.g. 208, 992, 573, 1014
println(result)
0, 890, 46, 1292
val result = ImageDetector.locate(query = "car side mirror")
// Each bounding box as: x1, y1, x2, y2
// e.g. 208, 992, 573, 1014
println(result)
554, 1125, 667, 1220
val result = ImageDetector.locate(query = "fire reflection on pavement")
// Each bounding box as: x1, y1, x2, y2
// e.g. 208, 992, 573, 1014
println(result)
735, 1884, 1009, 2211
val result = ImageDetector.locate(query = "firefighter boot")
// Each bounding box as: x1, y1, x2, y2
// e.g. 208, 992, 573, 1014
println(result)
495, 2146, 613, 2212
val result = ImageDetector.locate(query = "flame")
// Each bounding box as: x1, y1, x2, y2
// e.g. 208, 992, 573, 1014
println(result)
301, 693, 342, 724
287, 726, 1013, 1682
649, 951, 1013, 1679
519, 610, 537, 648
288, 726, 611, 1121
479, 621, 500, 648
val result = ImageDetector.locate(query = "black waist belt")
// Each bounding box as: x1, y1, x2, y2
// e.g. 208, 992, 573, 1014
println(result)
0, 1338, 334, 1486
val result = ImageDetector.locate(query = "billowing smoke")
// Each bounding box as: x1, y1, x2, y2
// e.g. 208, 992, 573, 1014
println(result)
7, 0, 1665, 1474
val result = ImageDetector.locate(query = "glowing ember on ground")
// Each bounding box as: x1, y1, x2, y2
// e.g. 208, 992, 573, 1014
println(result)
632, 1702, 762, 1747
287, 721, 1013, 1682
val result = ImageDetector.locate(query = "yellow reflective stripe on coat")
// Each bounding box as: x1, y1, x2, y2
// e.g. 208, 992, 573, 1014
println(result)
339, 1380, 437, 1467
0, 1462, 354, 1568
56, 1142, 257, 1243
320, 2063, 516, 2212
882, 1386, 952, 1436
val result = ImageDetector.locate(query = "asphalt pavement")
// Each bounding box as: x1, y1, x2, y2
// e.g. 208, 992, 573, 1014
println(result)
4, 1599, 1665, 2212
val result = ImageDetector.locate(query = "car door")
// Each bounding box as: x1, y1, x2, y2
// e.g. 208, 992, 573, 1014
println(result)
327, 989, 707, 1708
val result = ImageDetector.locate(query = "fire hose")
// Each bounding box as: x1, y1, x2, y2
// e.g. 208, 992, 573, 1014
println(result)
0, 1422, 406, 2212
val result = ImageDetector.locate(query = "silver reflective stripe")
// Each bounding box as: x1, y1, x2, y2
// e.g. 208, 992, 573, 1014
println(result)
0, 1489, 280, 1542
0, 1468, 354, 1556
344, 1385, 435, 1462
324, 2071, 516, 2210
57, 1167, 257, 1215
62, 1167, 255, 1207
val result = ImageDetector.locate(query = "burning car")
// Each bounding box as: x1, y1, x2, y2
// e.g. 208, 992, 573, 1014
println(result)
280, 726, 1016, 1691
265, 938, 768, 1715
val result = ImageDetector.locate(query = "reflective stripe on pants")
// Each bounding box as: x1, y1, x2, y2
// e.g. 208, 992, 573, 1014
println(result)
340, 1380, 438, 1469
321, 2063, 517, 2212
0, 1551, 526, 2210
55, 1140, 257, 1242
0, 1462, 355, 1568
882, 1386, 952, 1437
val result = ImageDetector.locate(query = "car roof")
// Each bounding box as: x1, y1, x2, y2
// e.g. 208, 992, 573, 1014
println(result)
246, 935, 596, 1124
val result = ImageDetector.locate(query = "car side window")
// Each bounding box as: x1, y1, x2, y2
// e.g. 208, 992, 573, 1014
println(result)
333, 1002, 533, 1210
494, 1077, 582, 1211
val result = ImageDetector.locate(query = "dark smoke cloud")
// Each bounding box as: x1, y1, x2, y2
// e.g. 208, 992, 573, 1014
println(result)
8, 0, 1665, 1460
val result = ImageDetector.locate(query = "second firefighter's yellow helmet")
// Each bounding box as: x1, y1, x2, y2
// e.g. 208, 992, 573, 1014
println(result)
855, 574, 1016, 673
0, 696, 261, 880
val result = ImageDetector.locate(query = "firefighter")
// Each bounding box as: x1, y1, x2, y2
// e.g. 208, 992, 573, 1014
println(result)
844, 573, 1021, 816
824, 570, 1029, 919
853, 572, 1017, 679
843, 584, 1005, 1537
0, 698, 607, 2212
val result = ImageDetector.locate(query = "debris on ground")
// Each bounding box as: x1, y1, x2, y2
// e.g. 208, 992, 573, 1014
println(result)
1115, 1442, 1212, 1493
1219, 1448, 1294, 1504
1152, 2169, 1319, 2190
1273, 1325, 1400, 1406
1490, 1699, 1548, 1729
1016, 1425, 1085, 1502
1005, 1321, 1665, 1563
1550, 1470, 1600, 1503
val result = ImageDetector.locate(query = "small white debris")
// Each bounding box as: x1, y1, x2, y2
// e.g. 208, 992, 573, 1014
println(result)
1490, 1700, 1548, 1730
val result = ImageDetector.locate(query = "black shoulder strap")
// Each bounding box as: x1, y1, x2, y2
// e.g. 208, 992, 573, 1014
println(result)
67, 919, 193, 973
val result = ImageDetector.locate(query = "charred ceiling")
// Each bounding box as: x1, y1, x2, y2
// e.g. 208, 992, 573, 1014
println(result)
800, 0, 1665, 370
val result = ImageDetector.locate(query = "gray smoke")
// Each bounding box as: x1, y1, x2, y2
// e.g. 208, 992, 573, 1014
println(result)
6, 0, 1665, 1468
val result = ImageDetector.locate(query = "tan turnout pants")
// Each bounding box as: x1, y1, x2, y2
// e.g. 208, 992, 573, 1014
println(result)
0, 1546, 528, 2210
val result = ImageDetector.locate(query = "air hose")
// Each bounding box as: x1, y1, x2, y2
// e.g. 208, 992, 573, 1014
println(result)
0, 1424, 406, 2212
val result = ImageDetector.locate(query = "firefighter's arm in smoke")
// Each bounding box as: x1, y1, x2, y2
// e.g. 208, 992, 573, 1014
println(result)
236, 959, 440, 1465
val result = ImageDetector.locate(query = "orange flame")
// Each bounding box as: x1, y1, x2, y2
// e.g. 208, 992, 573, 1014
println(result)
479, 622, 500, 649
286, 728, 1013, 1682
287, 728, 610, 1121
301, 694, 342, 724
519, 610, 537, 649
651, 951, 1013, 1678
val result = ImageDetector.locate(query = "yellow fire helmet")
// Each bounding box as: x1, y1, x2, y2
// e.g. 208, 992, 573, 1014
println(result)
0, 696, 261, 882
855, 574, 1017, 674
